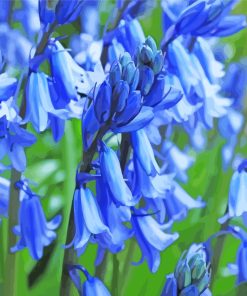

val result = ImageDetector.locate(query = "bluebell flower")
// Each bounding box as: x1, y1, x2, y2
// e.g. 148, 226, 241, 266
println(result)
14, 0, 40, 38
218, 110, 244, 169
147, 182, 205, 223
93, 176, 133, 254
39, 0, 84, 25
162, 243, 211, 295
0, 176, 9, 221
67, 185, 110, 252
68, 265, 111, 296
0, 24, 32, 67
11, 180, 61, 260
49, 41, 90, 106
227, 226, 247, 285
130, 156, 173, 199
166, 0, 246, 38
99, 141, 139, 207
131, 128, 160, 176
132, 209, 178, 273
161, 141, 194, 183
0, 73, 18, 101
106, 19, 145, 59
219, 160, 247, 223
0, 79, 36, 171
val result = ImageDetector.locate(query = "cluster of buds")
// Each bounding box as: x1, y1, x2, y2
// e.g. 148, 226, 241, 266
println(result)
174, 244, 211, 295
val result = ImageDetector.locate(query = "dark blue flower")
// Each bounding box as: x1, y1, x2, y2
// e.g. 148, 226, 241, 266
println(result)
67, 185, 110, 252
99, 141, 139, 207
132, 209, 178, 273
68, 265, 111, 296
11, 180, 61, 260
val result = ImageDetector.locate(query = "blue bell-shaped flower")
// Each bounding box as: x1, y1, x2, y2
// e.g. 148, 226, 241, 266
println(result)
132, 209, 178, 273
67, 185, 110, 252
0, 176, 9, 221
11, 180, 61, 260
99, 141, 139, 207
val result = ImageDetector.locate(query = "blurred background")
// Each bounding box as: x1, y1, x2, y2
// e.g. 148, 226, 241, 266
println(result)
0, 1, 247, 295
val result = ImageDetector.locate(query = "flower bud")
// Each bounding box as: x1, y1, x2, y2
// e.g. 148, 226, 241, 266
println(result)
120, 52, 132, 68
145, 36, 157, 53
112, 80, 129, 113
122, 61, 136, 85
152, 50, 164, 74
139, 65, 154, 95
139, 45, 154, 65
109, 61, 122, 86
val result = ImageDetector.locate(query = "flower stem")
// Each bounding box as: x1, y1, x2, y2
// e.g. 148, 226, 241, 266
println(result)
3, 169, 21, 296
112, 254, 120, 296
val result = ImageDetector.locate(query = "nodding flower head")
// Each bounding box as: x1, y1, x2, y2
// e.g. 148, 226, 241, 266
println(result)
11, 180, 61, 260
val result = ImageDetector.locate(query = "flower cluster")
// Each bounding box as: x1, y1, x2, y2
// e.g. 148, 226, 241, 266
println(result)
0, 0, 247, 295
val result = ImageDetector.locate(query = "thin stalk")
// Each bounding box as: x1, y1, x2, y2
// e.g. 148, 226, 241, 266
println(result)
211, 220, 229, 289
3, 21, 57, 296
95, 252, 109, 280
3, 169, 21, 296
121, 239, 135, 295
112, 254, 120, 296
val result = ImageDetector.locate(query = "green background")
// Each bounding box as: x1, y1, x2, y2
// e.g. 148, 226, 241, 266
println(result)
1, 1, 247, 295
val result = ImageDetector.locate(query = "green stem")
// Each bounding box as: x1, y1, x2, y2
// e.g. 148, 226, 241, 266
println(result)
95, 252, 109, 280
3, 169, 21, 296
112, 254, 120, 296
121, 239, 135, 295
237, 283, 247, 295
211, 220, 229, 289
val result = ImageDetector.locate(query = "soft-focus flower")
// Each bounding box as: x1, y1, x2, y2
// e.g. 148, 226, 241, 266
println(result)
219, 160, 247, 222
11, 180, 61, 260
0, 176, 10, 221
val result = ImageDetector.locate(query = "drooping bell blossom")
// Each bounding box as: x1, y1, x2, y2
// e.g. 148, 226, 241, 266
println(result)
192, 37, 225, 84
162, 243, 211, 296
99, 141, 139, 207
66, 184, 110, 252
219, 160, 247, 223
131, 128, 160, 176
0, 121, 36, 172
146, 182, 205, 223
218, 109, 244, 169
49, 41, 91, 106
39, 0, 84, 26
162, 0, 246, 41
68, 265, 111, 296
0, 24, 32, 67
160, 141, 194, 183
132, 209, 179, 273
11, 180, 61, 260
0, 73, 18, 101
130, 156, 173, 199
93, 176, 133, 254
14, 0, 40, 38
222, 59, 247, 109
0, 176, 9, 222
227, 226, 247, 285
107, 19, 145, 59
167, 39, 232, 128
0, 74, 36, 171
